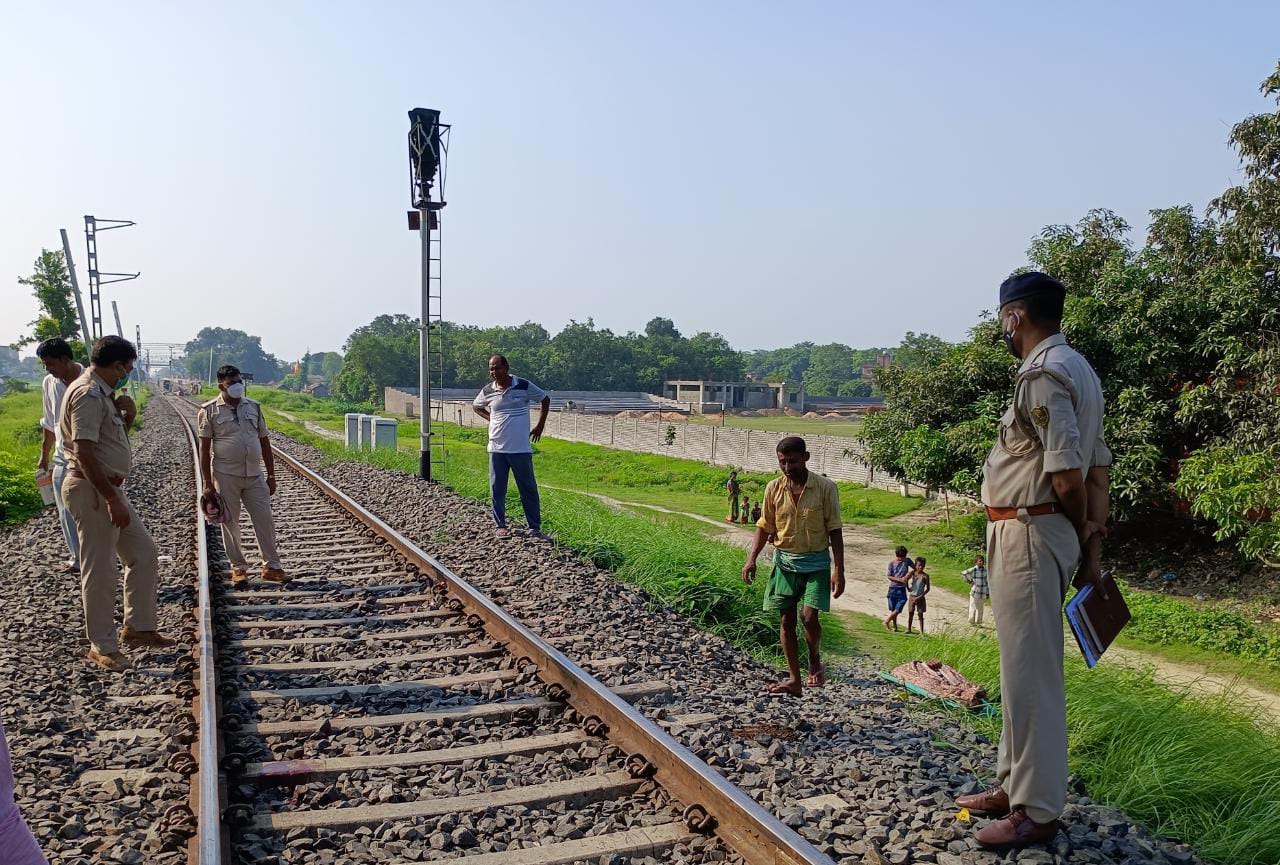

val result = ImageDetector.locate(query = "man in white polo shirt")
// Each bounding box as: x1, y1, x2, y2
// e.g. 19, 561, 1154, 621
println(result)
472, 354, 551, 540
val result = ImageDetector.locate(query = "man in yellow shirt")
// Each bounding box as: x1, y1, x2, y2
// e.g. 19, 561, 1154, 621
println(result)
742, 436, 845, 695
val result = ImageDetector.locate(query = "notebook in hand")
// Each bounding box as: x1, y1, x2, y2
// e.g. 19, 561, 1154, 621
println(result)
1065, 571, 1130, 668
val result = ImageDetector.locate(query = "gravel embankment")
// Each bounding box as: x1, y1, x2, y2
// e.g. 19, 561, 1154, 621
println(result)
0, 402, 197, 865
269, 433, 1205, 865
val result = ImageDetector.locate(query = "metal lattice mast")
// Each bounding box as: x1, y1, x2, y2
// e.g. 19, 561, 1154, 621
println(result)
83, 216, 139, 342
407, 108, 450, 481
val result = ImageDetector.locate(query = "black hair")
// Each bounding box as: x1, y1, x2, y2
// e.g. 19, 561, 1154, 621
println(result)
1012, 291, 1065, 326
776, 436, 806, 455
915, 556, 927, 567
489, 354, 509, 367
895, 546, 908, 558
35, 337, 73, 361
91, 335, 137, 367
217, 364, 242, 382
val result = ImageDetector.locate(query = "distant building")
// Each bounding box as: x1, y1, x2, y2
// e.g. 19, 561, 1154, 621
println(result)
859, 351, 894, 381
304, 382, 330, 398
662, 380, 803, 413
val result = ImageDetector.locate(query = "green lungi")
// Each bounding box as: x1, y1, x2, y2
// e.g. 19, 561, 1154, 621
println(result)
762, 549, 832, 613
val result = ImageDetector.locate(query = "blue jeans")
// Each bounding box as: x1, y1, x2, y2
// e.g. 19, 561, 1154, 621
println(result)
489, 452, 541, 531
51, 458, 80, 566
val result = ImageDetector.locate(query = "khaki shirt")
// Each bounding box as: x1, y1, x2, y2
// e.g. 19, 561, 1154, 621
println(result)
197, 396, 269, 477
757, 472, 842, 554
59, 370, 132, 479
981, 334, 1111, 509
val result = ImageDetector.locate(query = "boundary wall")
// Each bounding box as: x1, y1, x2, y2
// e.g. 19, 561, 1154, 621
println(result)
425, 400, 922, 494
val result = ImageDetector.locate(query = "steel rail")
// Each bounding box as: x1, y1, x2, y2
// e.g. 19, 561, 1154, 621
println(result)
171, 399, 225, 864
267, 443, 835, 865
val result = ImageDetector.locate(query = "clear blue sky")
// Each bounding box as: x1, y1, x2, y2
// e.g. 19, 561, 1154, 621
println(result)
3, 2, 1277, 361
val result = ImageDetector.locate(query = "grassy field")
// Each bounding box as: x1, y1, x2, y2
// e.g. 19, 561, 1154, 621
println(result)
686, 412, 865, 438
243, 387, 919, 527
0, 390, 47, 523
867, 620, 1280, 865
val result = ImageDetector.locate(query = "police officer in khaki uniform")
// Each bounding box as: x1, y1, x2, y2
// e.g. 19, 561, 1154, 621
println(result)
957, 272, 1111, 849
197, 364, 287, 585
60, 336, 176, 672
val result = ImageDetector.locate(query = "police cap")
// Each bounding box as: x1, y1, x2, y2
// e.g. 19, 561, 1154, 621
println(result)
999, 271, 1066, 308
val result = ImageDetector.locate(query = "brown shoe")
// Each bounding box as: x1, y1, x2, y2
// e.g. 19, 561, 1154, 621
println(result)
87, 648, 132, 672
261, 566, 290, 583
975, 807, 1060, 850
120, 626, 178, 648
956, 784, 1010, 816
230, 566, 250, 586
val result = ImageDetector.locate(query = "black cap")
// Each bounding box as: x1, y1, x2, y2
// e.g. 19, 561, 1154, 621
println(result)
999, 271, 1066, 308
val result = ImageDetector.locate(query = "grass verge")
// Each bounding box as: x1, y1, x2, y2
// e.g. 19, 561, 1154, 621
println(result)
0, 390, 46, 523
869, 621, 1280, 865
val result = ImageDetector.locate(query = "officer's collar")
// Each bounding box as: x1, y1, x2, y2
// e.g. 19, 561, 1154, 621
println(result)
88, 370, 115, 396
1017, 333, 1067, 374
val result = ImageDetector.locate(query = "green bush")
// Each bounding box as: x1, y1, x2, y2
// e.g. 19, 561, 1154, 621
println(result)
0, 451, 43, 523
1125, 590, 1280, 664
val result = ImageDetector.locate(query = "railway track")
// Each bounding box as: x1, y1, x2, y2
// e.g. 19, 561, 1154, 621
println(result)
165, 396, 834, 865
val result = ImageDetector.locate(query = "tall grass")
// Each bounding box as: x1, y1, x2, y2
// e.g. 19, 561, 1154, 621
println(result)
882, 629, 1280, 865
0, 390, 47, 523
265, 414, 851, 661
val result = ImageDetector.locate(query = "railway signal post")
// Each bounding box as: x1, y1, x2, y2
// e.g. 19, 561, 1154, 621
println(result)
407, 107, 450, 481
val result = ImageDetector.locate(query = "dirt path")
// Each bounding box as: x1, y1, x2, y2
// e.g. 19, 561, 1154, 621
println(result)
570, 489, 1280, 720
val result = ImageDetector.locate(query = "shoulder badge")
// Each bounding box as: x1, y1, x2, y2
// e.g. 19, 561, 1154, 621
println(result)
1031, 405, 1050, 427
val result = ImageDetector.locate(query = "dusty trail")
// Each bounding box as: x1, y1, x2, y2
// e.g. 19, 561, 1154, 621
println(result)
573, 490, 1280, 721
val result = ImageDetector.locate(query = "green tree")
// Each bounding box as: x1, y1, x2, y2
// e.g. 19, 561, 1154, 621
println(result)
17, 250, 82, 351
184, 327, 287, 382
803, 343, 856, 396
862, 62, 1280, 563
332, 314, 421, 403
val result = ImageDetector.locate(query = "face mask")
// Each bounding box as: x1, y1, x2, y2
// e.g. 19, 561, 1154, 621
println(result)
1001, 314, 1020, 358
116, 370, 130, 389
226, 382, 246, 399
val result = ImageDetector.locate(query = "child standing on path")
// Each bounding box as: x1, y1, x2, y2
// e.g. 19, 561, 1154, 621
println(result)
883, 546, 911, 632
962, 554, 989, 625
906, 556, 931, 634
726, 470, 741, 523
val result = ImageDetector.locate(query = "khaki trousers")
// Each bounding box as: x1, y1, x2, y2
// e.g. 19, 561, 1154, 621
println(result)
968, 592, 985, 625
213, 472, 280, 570
986, 513, 1079, 824
63, 474, 158, 655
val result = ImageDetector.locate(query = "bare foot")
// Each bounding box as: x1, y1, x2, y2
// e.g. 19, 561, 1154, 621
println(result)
766, 680, 803, 696
806, 664, 825, 687
882, 619, 892, 632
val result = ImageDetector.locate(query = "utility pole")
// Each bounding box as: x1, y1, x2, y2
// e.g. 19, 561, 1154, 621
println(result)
111, 301, 124, 337
84, 216, 139, 341
60, 229, 91, 346
208, 345, 216, 383
407, 108, 450, 480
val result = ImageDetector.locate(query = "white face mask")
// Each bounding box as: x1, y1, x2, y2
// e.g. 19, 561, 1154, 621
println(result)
225, 382, 246, 399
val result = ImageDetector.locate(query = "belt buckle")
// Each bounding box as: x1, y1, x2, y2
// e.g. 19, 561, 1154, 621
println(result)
1016, 506, 1032, 525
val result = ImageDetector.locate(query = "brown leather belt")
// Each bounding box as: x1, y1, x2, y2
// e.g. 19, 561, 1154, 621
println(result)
985, 503, 1061, 522
66, 469, 125, 486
